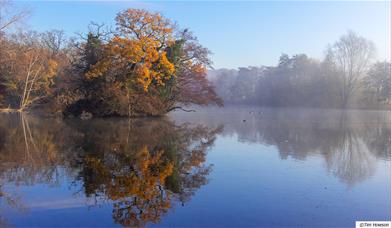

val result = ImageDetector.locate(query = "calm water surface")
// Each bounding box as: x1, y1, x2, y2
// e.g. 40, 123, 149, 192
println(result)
0, 107, 390, 227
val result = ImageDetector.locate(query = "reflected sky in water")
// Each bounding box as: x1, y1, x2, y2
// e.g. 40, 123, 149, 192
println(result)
0, 107, 390, 227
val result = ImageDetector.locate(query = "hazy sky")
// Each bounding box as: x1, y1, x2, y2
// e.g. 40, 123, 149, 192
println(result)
15, 1, 391, 69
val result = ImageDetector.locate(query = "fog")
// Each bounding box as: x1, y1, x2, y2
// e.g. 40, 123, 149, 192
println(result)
208, 31, 391, 109
171, 106, 391, 186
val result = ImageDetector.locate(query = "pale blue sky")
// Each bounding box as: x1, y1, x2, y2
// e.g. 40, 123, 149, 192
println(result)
15, 1, 391, 69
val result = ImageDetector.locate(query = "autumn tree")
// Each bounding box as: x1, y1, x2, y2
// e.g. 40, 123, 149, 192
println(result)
0, 0, 28, 108
0, 32, 59, 111
2, 7, 222, 116
80, 9, 175, 116
57, 28, 106, 116
163, 30, 222, 112
64, 118, 219, 226
62, 9, 222, 117
82, 146, 174, 227
40, 29, 66, 56
0, 114, 220, 226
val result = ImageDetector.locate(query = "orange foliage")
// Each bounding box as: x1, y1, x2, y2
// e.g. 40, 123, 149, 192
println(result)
84, 146, 174, 226
86, 9, 175, 91
0, 34, 60, 110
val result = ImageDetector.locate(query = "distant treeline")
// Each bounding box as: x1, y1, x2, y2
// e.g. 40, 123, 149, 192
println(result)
0, 2, 221, 117
209, 32, 390, 109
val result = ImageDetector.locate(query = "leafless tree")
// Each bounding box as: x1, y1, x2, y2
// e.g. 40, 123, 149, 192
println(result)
41, 30, 66, 56
326, 31, 375, 108
0, 0, 28, 32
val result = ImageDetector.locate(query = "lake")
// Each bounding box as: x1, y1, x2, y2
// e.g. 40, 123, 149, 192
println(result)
0, 107, 390, 227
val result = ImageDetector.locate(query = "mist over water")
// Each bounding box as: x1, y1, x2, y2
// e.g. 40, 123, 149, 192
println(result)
0, 107, 390, 226
172, 106, 391, 182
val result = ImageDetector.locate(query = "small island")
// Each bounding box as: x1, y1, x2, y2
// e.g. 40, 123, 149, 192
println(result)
0, 8, 222, 118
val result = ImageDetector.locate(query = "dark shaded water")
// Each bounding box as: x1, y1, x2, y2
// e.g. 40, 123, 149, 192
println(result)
0, 107, 390, 227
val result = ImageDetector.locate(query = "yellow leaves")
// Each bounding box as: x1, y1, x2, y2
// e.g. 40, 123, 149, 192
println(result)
159, 52, 175, 75
47, 59, 58, 77
116, 9, 173, 43
135, 146, 173, 184
160, 162, 174, 183
191, 63, 207, 75
85, 58, 110, 79
88, 145, 175, 202
136, 65, 152, 91
86, 34, 175, 93
43, 59, 58, 88
134, 51, 175, 91
84, 8, 177, 92
86, 144, 176, 226
151, 52, 175, 87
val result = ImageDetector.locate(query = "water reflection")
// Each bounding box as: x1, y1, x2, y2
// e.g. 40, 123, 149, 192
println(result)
0, 114, 221, 226
0, 109, 390, 226
172, 108, 391, 185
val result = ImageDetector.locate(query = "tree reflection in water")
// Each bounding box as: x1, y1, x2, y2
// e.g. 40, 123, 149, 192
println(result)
0, 114, 222, 226
173, 108, 391, 185
0, 109, 390, 226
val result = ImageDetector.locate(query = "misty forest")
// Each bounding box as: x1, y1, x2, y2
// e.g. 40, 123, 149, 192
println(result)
209, 34, 390, 109
1, 2, 390, 119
